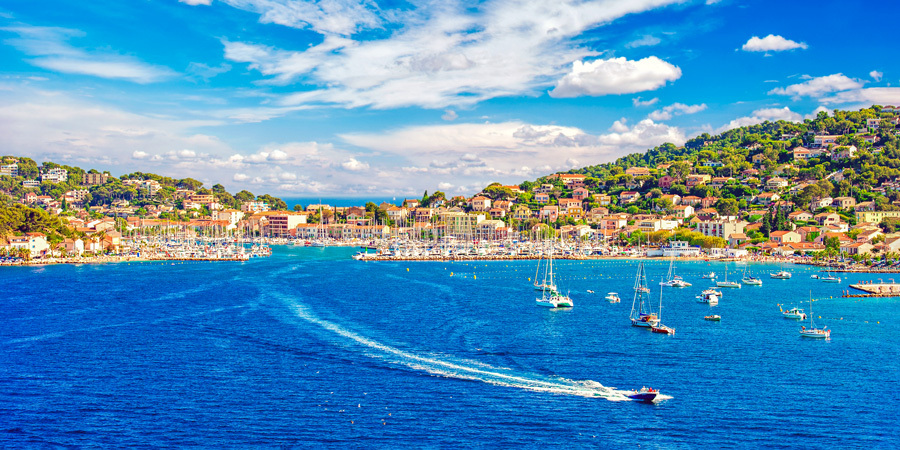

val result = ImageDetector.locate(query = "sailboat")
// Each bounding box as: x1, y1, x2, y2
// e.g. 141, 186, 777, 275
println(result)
819, 271, 841, 283
533, 239, 557, 292
629, 262, 659, 328
535, 239, 572, 308
651, 280, 675, 334
741, 267, 763, 286
770, 262, 792, 279
659, 257, 692, 287
716, 270, 741, 288
799, 293, 830, 338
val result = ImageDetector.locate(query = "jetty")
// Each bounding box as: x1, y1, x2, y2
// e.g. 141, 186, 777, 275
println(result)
845, 281, 900, 297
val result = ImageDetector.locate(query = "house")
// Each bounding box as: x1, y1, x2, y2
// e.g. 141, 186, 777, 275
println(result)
769, 230, 801, 244
814, 212, 841, 226
856, 229, 882, 243
594, 194, 612, 206
402, 199, 420, 208
831, 197, 857, 209
624, 167, 651, 177
539, 205, 559, 221
546, 173, 587, 187
672, 205, 694, 218
686, 174, 711, 188
572, 187, 590, 201
728, 233, 748, 247
8, 233, 50, 258
488, 207, 506, 219
809, 197, 833, 211
681, 195, 701, 206
513, 205, 533, 220
792, 146, 828, 161
558, 198, 583, 214
812, 135, 840, 147
470, 196, 491, 212
535, 193, 550, 204
830, 145, 857, 161
386, 206, 409, 223
534, 184, 555, 194
854, 202, 876, 212
795, 226, 821, 242
701, 197, 719, 209
709, 177, 733, 188
695, 219, 748, 238
658, 175, 677, 190
789, 211, 814, 222
619, 191, 641, 203
241, 201, 269, 213
751, 153, 767, 164
841, 242, 874, 255
766, 177, 788, 189
703, 161, 724, 168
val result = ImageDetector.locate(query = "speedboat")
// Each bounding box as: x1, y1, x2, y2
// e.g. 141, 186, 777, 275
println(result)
782, 307, 807, 320
627, 387, 659, 402
605, 292, 621, 303
701, 272, 716, 279
810, 274, 819, 279
820, 274, 841, 283
651, 324, 675, 334
704, 315, 721, 321
770, 270, 792, 279
586, 290, 595, 294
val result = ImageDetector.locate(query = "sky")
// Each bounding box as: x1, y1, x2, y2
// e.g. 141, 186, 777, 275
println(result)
1, 0, 899, 198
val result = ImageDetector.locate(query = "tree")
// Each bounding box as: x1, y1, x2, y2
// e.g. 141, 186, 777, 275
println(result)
715, 198, 739, 216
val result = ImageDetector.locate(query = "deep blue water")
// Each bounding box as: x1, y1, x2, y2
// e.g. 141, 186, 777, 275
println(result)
2, 248, 898, 448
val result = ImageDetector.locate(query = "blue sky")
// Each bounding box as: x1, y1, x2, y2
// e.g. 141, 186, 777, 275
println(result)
1, 0, 898, 197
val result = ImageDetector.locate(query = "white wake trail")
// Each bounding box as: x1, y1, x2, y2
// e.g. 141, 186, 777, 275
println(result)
288, 301, 633, 401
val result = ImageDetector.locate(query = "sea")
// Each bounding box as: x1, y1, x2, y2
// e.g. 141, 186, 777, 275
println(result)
2, 247, 898, 448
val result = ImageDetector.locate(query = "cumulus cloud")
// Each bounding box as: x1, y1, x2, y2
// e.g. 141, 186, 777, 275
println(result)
132, 150, 148, 159
233, 173, 249, 181
741, 34, 808, 52
769, 74, 862, 99
549, 56, 681, 98
870, 70, 883, 82
647, 102, 707, 121
341, 157, 370, 172
2, 25, 175, 83
221, 0, 685, 110
716, 106, 808, 133
442, 109, 458, 121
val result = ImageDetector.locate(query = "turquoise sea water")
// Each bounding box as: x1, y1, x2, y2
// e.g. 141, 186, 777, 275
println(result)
2, 247, 898, 447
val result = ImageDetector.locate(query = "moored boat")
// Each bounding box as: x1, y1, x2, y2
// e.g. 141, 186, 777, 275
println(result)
629, 262, 659, 328
770, 270, 792, 279
704, 315, 721, 321
799, 293, 830, 339
782, 306, 807, 320
605, 292, 621, 303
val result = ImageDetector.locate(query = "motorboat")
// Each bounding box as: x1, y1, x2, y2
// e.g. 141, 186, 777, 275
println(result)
820, 273, 841, 283
627, 387, 659, 402
770, 270, 792, 279
704, 315, 721, 321
605, 292, 621, 303
660, 276, 692, 287
701, 272, 716, 279
651, 324, 675, 334
741, 275, 763, 286
696, 289, 720, 304
782, 307, 807, 320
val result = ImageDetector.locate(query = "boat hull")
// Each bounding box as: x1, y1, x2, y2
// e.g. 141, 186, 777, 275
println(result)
627, 392, 658, 402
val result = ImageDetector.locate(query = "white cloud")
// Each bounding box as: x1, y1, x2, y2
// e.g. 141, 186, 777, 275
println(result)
769, 74, 862, 99
221, 0, 685, 110
870, 70, 883, 82
442, 109, 458, 121
341, 157, 370, 172
625, 35, 661, 48
741, 34, 808, 52
549, 56, 681, 98
819, 87, 900, 106
2, 25, 175, 83
132, 151, 148, 159
438, 182, 454, 190
233, 173, 249, 181
180, 0, 213, 5
340, 118, 684, 194
716, 106, 807, 133
632, 97, 659, 107
647, 102, 707, 121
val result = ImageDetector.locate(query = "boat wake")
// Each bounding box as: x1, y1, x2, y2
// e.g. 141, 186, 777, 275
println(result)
285, 300, 634, 401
